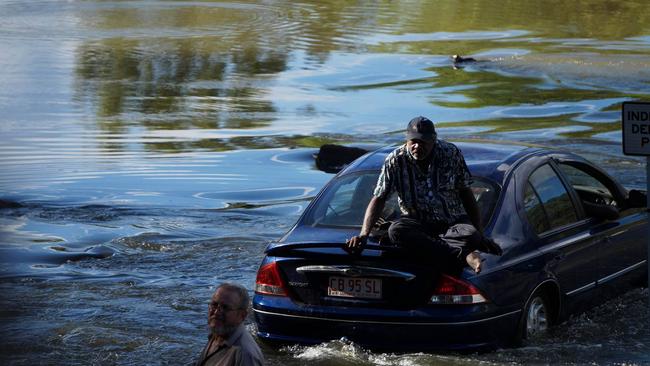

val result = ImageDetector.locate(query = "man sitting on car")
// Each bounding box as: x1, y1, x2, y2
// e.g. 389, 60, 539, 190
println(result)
345, 116, 501, 273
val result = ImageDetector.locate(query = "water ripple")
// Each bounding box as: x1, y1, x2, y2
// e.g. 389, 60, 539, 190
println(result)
365, 29, 531, 45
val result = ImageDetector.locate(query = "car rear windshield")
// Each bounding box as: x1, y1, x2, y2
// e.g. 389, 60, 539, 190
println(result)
304, 171, 499, 228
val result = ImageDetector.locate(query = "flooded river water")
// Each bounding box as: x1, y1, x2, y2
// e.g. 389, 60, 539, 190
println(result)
1, 1, 649, 365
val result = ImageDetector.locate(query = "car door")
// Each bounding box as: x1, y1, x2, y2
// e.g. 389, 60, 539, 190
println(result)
556, 161, 647, 294
520, 161, 604, 312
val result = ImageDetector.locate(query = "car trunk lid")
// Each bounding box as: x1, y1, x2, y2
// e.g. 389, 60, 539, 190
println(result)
265, 242, 440, 308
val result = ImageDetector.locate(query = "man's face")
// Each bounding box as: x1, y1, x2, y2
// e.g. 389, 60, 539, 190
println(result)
406, 138, 434, 160
208, 287, 246, 338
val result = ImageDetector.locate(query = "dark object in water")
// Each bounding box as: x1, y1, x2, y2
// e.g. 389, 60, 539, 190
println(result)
452, 54, 477, 64
452, 54, 479, 69
314, 144, 368, 173
0, 199, 22, 209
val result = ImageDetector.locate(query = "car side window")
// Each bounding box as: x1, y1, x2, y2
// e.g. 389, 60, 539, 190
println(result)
526, 164, 578, 233
558, 163, 617, 207
524, 182, 550, 233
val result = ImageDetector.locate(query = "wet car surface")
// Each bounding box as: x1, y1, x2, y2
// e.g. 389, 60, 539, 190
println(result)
253, 142, 648, 351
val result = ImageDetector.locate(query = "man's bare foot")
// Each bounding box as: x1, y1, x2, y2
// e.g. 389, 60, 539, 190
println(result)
466, 251, 482, 273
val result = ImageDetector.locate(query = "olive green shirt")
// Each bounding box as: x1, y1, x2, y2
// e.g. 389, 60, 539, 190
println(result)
196, 325, 264, 366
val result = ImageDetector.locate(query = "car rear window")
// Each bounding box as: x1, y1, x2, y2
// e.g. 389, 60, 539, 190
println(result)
304, 171, 498, 228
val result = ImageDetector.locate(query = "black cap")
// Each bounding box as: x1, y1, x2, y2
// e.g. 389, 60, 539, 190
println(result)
406, 116, 436, 141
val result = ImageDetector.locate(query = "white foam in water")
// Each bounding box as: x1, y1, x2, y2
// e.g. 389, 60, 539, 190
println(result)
287, 339, 372, 364
281, 288, 649, 365
288, 339, 484, 366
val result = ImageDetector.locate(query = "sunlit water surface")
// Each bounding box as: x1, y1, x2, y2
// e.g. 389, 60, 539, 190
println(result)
1, 1, 649, 365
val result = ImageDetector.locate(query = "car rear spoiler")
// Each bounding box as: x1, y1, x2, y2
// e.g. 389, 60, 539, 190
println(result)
265, 242, 400, 256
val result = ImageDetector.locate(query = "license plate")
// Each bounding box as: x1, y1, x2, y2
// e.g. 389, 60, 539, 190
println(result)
327, 276, 382, 299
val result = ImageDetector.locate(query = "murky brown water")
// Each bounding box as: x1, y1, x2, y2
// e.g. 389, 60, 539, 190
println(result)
1, 1, 649, 365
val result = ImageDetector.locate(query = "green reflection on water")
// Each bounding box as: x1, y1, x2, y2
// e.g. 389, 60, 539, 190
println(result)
441, 117, 620, 139
142, 135, 346, 153
74, 38, 283, 122
71, 0, 650, 153
369, 0, 650, 40
432, 67, 624, 108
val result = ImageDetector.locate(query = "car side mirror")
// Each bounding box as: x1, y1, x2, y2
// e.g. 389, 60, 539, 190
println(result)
582, 200, 619, 221
627, 189, 647, 209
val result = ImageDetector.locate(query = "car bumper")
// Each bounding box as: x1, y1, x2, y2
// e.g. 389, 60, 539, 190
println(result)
253, 296, 521, 351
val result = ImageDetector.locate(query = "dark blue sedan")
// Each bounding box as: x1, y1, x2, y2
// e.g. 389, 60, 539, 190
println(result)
253, 142, 648, 351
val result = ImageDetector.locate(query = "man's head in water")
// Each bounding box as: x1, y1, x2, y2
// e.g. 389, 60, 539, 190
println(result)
208, 283, 249, 338
405, 116, 436, 161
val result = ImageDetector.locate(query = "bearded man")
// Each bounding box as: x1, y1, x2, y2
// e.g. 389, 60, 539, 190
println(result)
196, 283, 264, 366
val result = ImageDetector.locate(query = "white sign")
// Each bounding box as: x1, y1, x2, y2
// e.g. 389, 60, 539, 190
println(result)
623, 102, 650, 156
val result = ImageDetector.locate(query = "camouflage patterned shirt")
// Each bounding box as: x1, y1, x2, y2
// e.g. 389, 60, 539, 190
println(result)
373, 140, 472, 225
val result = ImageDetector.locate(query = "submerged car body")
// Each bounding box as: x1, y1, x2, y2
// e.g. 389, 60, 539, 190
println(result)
253, 142, 648, 351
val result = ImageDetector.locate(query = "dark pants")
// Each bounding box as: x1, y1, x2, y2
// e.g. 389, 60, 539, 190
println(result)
387, 217, 482, 271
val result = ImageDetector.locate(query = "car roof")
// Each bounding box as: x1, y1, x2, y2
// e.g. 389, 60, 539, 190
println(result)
340, 141, 540, 184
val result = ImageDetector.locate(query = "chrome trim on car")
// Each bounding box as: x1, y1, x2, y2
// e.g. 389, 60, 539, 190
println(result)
565, 282, 596, 296
566, 260, 647, 296
540, 232, 591, 253
253, 308, 521, 326
608, 230, 627, 238
598, 260, 647, 285
296, 265, 416, 281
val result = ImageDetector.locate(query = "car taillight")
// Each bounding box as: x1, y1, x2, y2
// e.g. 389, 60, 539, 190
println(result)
429, 274, 488, 304
255, 262, 288, 296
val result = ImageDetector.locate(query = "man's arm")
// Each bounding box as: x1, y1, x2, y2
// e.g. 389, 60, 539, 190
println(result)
345, 195, 387, 254
459, 186, 482, 232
